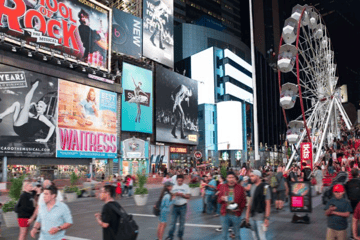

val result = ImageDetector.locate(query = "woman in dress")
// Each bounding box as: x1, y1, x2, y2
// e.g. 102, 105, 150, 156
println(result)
115, 177, 122, 199
0, 80, 55, 143
79, 88, 98, 121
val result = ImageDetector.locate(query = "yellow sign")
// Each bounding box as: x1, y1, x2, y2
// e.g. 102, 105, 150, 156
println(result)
188, 135, 198, 142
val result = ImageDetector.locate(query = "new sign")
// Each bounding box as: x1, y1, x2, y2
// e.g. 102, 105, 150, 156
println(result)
170, 146, 187, 154
300, 142, 313, 170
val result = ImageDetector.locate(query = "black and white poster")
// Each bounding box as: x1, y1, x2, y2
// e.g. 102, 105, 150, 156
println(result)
156, 65, 198, 145
0, 64, 57, 157
112, 8, 142, 58
143, 0, 174, 68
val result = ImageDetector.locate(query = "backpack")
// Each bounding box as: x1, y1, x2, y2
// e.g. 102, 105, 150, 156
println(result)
270, 175, 278, 188
346, 179, 360, 202
153, 192, 168, 216
109, 204, 139, 240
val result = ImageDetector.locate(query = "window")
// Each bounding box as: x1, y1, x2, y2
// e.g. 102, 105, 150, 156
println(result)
212, 111, 215, 124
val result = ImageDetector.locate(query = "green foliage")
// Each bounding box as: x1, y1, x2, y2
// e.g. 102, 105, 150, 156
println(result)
2, 200, 17, 213
134, 173, 148, 195
63, 186, 81, 195
220, 166, 227, 179
9, 175, 25, 201
189, 182, 200, 188
134, 187, 148, 195
70, 172, 79, 187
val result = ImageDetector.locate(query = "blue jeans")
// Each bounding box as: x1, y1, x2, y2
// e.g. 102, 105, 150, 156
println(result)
217, 203, 221, 215
251, 219, 267, 240
206, 194, 215, 214
168, 204, 187, 239
220, 215, 242, 240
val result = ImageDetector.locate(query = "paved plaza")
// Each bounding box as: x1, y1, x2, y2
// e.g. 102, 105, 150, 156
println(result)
0, 187, 339, 240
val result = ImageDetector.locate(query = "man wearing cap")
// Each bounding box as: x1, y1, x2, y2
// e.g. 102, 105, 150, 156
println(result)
245, 170, 271, 240
217, 171, 246, 240
205, 173, 217, 214
325, 184, 352, 240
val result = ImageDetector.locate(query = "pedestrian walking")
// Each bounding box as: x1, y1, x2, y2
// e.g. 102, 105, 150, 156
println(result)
95, 185, 121, 240
201, 175, 208, 213
324, 184, 352, 240
157, 181, 175, 240
352, 201, 360, 240
275, 166, 287, 210
345, 168, 360, 239
115, 178, 122, 199
205, 173, 217, 214
17, 181, 35, 240
313, 166, 323, 195
217, 171, 246, 240
165, 175, 191, 240
245, 170, 271, 240
30, 185, 73, 239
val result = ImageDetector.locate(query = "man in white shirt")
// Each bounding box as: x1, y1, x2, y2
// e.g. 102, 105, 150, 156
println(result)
165, 175, 190, 240
28, 180, 63, 224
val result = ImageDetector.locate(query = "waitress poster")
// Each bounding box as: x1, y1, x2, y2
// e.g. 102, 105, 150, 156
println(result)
56, 80, 118, 158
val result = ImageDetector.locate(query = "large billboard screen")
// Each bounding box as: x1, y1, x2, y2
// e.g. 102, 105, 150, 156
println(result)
0, 0, 112, 72
156, 66, 198, 145
121, 62, 153, 133
57, 80, 117, 158
112, 8, 142, 58
0, 64, 57, 157
143, 0, 174, 68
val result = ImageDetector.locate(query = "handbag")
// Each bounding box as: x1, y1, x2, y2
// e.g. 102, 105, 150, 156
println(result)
311, 178, 317, 185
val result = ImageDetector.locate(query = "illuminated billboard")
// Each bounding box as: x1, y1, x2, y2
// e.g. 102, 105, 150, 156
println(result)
156, 65, 198, 145
143, 0, 174, 68
0, 64, 57, 157
217, 101, 243, 150
0, 0, 112, 72
57, 80, 117, 158
121, 62, 153, 133
112, 8, 142, 58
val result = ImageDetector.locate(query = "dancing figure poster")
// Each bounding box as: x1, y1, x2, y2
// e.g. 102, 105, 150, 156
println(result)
0, 64, 58, 157
121, 62, 153, 134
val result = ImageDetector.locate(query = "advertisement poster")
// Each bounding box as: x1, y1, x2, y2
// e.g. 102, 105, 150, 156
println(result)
0, 0, 112, 71
156, 65, 198, 145
57, 80, 117, 158
290, 181, 312, 212
143, 0, 174, 68
0, 64, 57, 157
121, 62, 153, 133
300, 142, 313, 170
112, 8, 142, 58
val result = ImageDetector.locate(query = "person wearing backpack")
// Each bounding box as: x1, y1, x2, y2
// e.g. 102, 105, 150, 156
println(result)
95, 185, 122, 240
157, 181, 175, 240
275, 166, 287, 210
301, 162, 312, 182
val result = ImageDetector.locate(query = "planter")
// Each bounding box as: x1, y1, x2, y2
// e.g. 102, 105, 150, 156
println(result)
3, 211, 18, 228
134, 194, 148, 206
65, 192, 78, 202
190, 187, 200, 197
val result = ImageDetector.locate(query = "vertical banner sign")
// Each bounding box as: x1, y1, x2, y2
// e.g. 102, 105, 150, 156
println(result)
0, 0, 112, 72
0, 64, 57, 157
300, 142, 313, 170
121, 62, 153, 133
143, 0, 174, 68
57, 80, 117, 158
112, 8, 142, 58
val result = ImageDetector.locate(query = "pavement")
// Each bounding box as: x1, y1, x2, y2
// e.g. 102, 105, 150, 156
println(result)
0, 187, 348, 240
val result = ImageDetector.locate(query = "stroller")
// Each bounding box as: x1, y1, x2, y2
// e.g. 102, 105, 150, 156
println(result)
322, 171, 349, 205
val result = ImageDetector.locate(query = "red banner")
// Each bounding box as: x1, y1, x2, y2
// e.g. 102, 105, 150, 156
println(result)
300, 142, 313, 170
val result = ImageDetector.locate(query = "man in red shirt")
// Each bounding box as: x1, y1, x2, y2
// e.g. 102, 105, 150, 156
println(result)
218, 171, 246, 240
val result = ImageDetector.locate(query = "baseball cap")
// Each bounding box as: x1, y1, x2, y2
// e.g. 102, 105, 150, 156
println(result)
333, 184, 345, 193
164, 181, 174, 187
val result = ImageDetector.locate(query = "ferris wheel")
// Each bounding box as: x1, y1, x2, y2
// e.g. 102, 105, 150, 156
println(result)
277, 4, 352, 170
